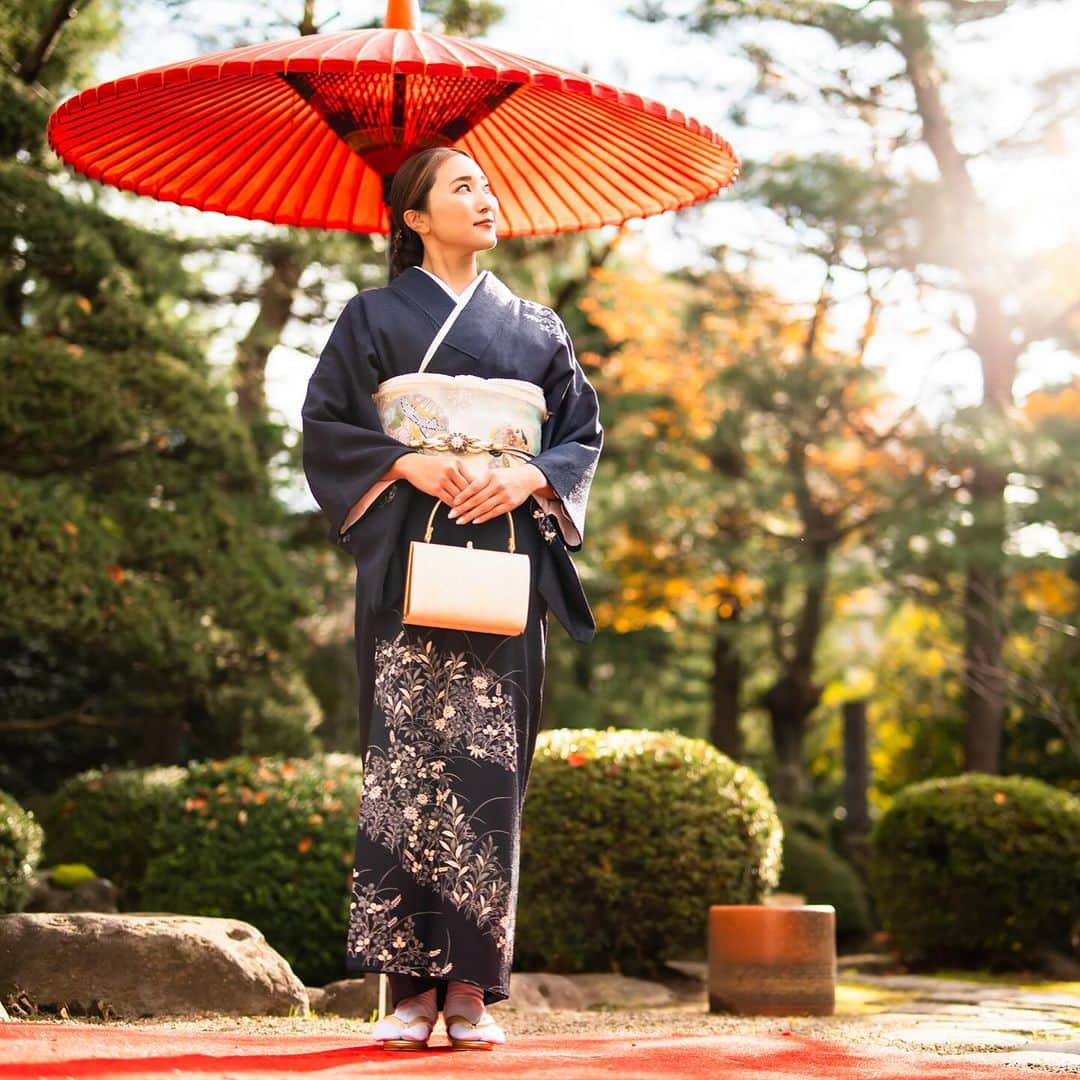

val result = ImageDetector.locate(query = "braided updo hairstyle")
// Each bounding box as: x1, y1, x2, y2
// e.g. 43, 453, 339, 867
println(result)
388, 146, 475, 281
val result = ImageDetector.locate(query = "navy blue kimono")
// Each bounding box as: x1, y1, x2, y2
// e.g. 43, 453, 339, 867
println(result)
301, 265, 602, 1007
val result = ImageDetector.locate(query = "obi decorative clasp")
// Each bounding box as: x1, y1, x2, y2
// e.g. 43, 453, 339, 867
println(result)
405, 430, 534, 461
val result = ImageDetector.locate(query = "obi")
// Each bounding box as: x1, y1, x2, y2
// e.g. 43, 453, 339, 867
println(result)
373, 372, 548, 479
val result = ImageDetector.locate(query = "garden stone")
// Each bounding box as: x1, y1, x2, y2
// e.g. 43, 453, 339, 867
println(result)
504, 972, 674, 1010
1032, 947, 1080, 981
24, 870, 120, 914
505, 972, 588, 1010
564, 973, 676, 1008
665, 959, 707, 981
316, 977, 380, 1017
0, 913, 307, 1018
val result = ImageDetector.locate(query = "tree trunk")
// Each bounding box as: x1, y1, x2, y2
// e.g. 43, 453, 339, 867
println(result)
892, 0, 1017, 773
710, 605, 742, 760
840, 698, 873, 882
135, 711, 188, 766
233, 245, 304, 460
763, 673, 819, 805
962, 558, 1006, 772
841, 700, 870, 833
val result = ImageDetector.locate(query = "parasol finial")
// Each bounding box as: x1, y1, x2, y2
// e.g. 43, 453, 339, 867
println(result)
384, 0, 421, 29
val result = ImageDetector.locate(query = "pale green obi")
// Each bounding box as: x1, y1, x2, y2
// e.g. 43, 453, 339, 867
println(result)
373, 373, 548, 469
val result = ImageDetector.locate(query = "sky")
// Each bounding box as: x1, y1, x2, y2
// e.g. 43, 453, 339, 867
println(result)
82, 0, 1080, 470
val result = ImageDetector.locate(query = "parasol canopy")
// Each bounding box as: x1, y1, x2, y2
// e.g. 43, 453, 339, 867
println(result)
45, 1, 739, 237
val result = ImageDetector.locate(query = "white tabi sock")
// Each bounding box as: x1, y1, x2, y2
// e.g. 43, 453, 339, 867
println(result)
391, 985, 437, 1023
443, 979, 485, 1023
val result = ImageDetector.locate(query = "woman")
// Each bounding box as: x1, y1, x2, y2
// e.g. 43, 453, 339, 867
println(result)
301, 146, 602, 1051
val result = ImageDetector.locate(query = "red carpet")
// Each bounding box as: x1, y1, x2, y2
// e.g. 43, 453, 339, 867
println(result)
0, 1021, 1074, 1079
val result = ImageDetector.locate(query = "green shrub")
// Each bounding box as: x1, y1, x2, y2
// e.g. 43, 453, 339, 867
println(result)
140, 753, 364, 986
869, 773, 1080, 968
778, 805, 833, 845
515, 728, 782, 976
778, 828, 872, 942
36, 765, 186, 906
0, 788, 44, 913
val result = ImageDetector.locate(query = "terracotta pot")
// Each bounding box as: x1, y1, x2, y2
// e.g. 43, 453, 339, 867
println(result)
708, 904, 836, 1016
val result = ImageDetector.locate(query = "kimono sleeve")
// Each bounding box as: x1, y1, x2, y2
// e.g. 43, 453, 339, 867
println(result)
301, 294, 417, 547
528, 314, 603, 552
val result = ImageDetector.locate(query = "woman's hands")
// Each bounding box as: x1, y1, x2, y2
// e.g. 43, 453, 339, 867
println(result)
392, 452, 471, 505
393, 453, 548, 524
447, 462, 548, 524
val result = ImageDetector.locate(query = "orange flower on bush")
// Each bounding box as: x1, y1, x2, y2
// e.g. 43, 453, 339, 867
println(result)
297, 836, 312, 854
567, 752, 590, 767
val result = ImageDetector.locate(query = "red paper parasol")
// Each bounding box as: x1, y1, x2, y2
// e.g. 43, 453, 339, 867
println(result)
46, 0, 738, 237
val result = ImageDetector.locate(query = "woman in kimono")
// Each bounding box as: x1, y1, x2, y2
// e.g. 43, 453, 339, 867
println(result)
301, 146, 602, 1050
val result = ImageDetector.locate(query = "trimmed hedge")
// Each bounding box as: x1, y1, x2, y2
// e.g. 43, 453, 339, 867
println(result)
0, 788, 44, 913
139, 753, 364, 986
777, 807, 873, 942
869, 773, 1080, 968
778, 828, 872, 942
36, 765, 186, 906
515, 728, 782, 976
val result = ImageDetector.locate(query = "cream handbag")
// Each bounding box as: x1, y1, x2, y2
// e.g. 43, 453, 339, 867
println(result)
397, 275, 532, 636
402, 495, 531, 636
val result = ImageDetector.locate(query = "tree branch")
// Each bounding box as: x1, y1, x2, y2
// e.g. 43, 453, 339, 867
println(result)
16, 0, 94, 85
0, 698, 124, 734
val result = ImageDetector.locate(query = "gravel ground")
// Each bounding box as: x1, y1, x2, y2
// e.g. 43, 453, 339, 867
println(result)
9, 968, 1080, 1073
10, 994, 1077, 1070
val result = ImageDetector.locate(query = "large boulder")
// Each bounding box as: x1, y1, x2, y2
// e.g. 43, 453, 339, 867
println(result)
0, 913, 308, 1018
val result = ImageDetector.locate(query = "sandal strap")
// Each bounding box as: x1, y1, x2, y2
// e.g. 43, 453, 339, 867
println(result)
445, 1013, 503, 1034
377, 1013, 435, 1030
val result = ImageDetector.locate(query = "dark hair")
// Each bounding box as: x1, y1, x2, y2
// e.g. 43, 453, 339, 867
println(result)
388, 147, 474, 280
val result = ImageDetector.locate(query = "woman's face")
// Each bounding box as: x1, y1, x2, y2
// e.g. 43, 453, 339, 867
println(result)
404, 154, 499, 255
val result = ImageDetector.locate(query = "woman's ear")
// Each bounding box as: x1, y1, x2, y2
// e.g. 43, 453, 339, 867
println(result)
403, 208, 428, 235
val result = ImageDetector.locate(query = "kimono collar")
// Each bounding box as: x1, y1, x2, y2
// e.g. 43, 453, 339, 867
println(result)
390, 264, 517, 366
415, 264, 485, 302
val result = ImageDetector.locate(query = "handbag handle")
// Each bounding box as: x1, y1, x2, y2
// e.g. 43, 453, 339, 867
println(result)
423, 495, 516, 554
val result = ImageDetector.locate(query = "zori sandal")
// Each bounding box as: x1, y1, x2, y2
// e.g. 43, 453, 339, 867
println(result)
444, 1010, 507, 1050
372, 1010, 435, 1050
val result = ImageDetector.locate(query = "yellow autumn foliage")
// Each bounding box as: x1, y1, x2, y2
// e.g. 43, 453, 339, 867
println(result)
1023, 376, 1080, 424
1013, 566, 1079, 617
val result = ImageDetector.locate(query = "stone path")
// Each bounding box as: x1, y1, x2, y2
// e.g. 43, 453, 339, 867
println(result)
825, 971, 1080, 1072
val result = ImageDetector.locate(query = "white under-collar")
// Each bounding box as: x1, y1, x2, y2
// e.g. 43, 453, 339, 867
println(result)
415, 265, 487, 303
